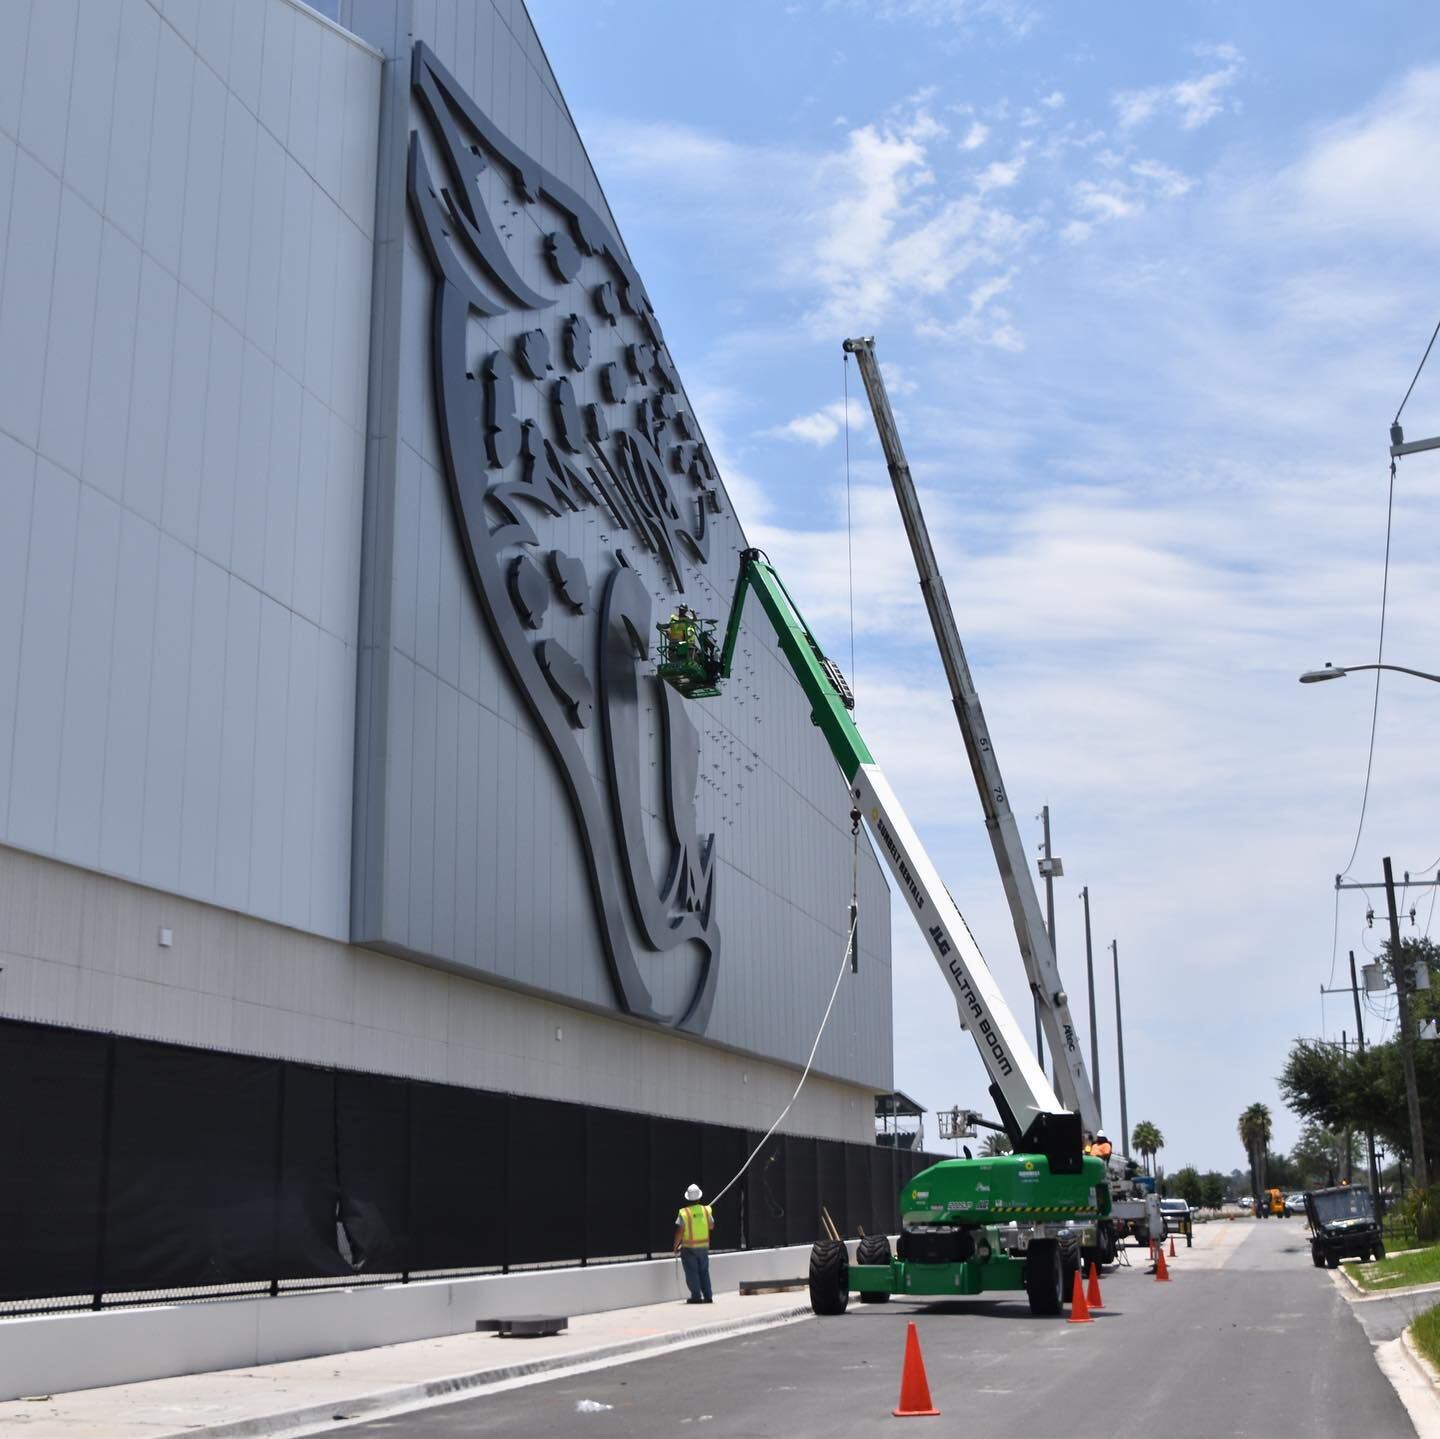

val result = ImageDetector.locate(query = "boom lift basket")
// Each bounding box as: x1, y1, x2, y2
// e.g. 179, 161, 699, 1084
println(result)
656, 613, 723, 699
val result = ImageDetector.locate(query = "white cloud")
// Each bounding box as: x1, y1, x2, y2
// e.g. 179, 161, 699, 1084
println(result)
1278, 66, 1440, 243
829, 0, 1039, 36
967, 272, 1013, 313
976, 156, 1025, 191
1040, 89, 1065, 109
1073, 179, 1136, 220
1114, 49, 1244, 132
763, 400, 855, 446
1130, 158, 1193, 198
960, 120, 991, 150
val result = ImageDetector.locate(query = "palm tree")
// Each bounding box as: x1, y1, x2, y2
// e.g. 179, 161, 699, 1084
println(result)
981, 1132, 1013, 1157
1131, 1121, 1164, 1175
1238, 1102, 1273, 1205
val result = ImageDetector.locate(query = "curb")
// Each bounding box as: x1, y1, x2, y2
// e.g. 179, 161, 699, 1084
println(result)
1403, 1325, 1440, 1387
1336, 1269, 1440, 1303
161, 1304, 814, 1439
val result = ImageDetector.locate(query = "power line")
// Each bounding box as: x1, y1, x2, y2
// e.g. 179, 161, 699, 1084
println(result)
1338, 464, 1396, 880
1394, 315, 1440, 425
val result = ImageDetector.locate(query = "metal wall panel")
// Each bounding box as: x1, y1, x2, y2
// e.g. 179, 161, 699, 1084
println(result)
345, 0, 894, 1092
0, 0, 383, 939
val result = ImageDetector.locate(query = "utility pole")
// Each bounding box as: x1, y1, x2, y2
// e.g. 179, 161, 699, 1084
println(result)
1112, 938, 1129, 1155
1384, 856, 1429, 1190
1348, 949, 1383, 1211
1038, 806, 1059, 1083
1081, 886, 1101, 1121
1341, 1031, 1352, 1184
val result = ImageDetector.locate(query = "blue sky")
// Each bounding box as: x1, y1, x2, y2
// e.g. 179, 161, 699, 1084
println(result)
530, 0, 1440, 1173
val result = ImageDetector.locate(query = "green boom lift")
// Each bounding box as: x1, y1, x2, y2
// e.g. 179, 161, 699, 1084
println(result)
658, 547, 1108, 1316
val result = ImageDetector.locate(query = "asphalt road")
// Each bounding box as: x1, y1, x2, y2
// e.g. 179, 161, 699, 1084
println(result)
343, 1219, 1413, 1438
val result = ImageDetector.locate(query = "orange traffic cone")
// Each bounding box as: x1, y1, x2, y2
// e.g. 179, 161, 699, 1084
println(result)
1168, 1235, 1176, 1258
892, 1321, 940, 1418
1155, 1245, 1171, 1282
1086, 1261, 1103, 1309
1068, 1269, 1093, 1323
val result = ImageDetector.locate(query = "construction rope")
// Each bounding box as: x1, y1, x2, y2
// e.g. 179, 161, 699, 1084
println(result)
706, 912, 858, 1209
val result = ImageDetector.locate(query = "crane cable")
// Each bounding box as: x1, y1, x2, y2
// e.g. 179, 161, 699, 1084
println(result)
843, 352, 856, 689
704, 361, 866, 1220
706, 906, 858, 1210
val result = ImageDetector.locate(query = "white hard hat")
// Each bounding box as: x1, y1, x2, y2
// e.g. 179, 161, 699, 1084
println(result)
1096, 1131, 1108, 1142
685, 1183, 703, 1201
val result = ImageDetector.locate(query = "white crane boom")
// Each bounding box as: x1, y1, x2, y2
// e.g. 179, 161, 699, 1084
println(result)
843, 336, 1102, 1138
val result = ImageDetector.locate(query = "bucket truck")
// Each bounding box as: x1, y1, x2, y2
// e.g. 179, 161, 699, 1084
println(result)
842, 336, 1157, 1260
658, 551, 1109, 1315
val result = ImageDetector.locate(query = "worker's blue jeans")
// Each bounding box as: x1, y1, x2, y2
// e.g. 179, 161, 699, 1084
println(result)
680, 1246, 712, 1301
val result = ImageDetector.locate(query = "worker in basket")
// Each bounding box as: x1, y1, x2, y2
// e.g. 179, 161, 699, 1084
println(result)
1086, 1131, 1113, 1161
661, 606, 722, 687
664, 605, 700, 656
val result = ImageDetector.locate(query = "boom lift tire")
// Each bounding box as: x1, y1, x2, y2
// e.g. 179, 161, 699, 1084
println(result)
1061, 1247, 1079, 1306
1024, 1239, 1064, 1317
809, 1239, 850, 1315
855, 1234, 892, 1302
1311, 1245, 1325, 1268
1325, 1251, 1340, 1269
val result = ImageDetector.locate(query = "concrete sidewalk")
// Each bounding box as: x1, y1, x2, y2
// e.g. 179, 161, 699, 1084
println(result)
0, 1290, 812, 1439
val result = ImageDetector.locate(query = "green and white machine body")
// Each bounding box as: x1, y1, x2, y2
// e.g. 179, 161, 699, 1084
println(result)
670, 549, 1105, 1310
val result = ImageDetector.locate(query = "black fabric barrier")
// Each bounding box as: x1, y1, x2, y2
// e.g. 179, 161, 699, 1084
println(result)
103, 1042, 280, 1292
0, 1018, 947, 1307
409, 1081, 507, 1272
744, 1136, 788, 1251
818, 1140, 847, 1237
277, 1064, 351, 1279
0, 1022, 109, 1301
784, 1136, 820, 1247
507, 1095, 585, 1265
584, 1104, 651, 1259
336, 1071, 412, 1273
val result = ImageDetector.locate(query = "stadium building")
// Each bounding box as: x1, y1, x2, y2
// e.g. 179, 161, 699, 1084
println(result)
0, 0, 915, 1339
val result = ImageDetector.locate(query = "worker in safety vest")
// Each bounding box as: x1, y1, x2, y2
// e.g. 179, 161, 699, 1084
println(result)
672, 1182, 714, 1304
1087, 1131, 1113, 1161
664, 607, 699, 654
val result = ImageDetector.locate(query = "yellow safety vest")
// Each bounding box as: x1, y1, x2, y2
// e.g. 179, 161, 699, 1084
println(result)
678, 1204, 712, 1247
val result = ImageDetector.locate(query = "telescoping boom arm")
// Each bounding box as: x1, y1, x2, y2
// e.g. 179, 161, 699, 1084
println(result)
842, 336, 1101, 1137
709, 550, 1072, 1151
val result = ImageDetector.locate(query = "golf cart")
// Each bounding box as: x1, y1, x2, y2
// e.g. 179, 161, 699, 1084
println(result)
1304, 1185, 1384, 1268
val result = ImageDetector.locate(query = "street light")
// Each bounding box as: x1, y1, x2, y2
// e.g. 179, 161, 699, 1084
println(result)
1299, 661, 1440, 685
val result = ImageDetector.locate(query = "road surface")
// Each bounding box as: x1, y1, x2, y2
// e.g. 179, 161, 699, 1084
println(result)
340, 1218, 1413, 1438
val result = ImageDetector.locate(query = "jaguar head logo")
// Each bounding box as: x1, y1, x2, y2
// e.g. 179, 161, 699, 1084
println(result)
406, 43, 723, 1031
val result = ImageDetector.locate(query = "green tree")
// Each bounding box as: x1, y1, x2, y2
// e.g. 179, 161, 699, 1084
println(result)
980, 1132, 1012, 1156
1280, 1032, 1440, 1178
1131, 1120, 1164, 1175
1238, 1102, 1273, 1201
1291, 1123, 1355, 1188
1264, 1149, 1302, 1191
1169, 1165, 1203, 1206
1199, 1171, 1226, 1209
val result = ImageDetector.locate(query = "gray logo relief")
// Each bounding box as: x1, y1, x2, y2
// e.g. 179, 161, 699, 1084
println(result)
406, 43, 721, 1032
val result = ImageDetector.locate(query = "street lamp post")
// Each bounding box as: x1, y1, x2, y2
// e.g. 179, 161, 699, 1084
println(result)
1300, 662, 1440, 685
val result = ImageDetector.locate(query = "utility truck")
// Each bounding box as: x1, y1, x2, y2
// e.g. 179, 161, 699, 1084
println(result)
658, 551, 1109, 1315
